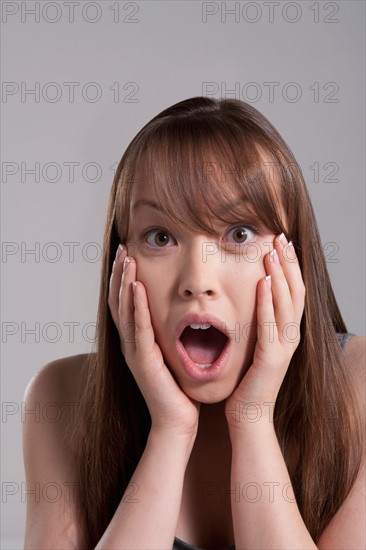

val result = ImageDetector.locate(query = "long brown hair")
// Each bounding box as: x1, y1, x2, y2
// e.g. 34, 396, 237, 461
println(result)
73, 97, 363, 547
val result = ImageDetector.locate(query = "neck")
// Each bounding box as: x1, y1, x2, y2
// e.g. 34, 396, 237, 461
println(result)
177, 401, 235, 546
187, 400, 232, 477
197, 400, 229, 434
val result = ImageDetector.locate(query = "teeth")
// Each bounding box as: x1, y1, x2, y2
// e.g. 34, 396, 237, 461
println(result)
189, 323, 211, 330
196, 363, 212, 368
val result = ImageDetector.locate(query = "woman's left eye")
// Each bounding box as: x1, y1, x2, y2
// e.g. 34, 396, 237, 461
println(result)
223, 225, 259, 246
143, 228, 175, 248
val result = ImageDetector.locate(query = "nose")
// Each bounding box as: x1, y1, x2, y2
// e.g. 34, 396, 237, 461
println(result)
177, 237, 219, 300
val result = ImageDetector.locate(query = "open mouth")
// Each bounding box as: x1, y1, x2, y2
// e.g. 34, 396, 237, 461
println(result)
179, 324, 229, 369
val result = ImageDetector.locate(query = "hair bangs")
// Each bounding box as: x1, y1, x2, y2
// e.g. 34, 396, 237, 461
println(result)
132, 116, 287, 238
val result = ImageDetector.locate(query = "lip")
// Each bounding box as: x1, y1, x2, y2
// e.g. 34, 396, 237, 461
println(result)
174, 312, 232, 382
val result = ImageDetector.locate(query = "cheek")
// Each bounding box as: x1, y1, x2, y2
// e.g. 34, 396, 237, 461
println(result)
134, 258, 163, 296
132, 257, 169, 325
243, 241, 269, 272
135, 265, 171, 353
226, 255, 265, 323
229, 248, 266, 291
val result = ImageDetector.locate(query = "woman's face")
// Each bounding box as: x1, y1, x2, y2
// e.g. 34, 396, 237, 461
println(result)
125, 175, 279, 404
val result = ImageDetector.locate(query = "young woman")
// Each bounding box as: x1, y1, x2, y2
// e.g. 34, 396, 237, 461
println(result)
23, 97, 365, 549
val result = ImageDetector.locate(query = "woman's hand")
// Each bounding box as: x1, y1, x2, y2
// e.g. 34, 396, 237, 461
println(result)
108, 245, 200, 441
225, 233, 306, 430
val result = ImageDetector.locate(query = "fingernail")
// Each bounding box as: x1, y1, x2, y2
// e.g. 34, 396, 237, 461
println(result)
265, 275, 272, 291
270, 248, 279, 264
279, 232, 288, 246
116, 244, 123, 260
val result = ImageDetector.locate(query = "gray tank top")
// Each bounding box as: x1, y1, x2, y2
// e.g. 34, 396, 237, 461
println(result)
173, 332, 355, 550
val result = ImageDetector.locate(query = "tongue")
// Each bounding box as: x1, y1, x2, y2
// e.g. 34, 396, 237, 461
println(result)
180, 326, 227, 365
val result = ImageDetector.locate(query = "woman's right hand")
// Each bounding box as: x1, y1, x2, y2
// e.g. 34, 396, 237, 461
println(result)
108, 245, 200, 441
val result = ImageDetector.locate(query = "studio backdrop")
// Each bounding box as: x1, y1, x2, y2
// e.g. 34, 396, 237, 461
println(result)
1, 1, 365, 547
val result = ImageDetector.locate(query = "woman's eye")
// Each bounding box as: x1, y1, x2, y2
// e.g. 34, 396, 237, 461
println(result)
224, 225, 258, 246
143, 228, 175, 248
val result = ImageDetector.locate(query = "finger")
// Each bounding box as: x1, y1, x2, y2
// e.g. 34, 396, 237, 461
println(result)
276, 237, 306, 324
131, 281, 186, 399
265, 246, 294, 341
132, 280, 158, 359
108, 245, 127, 326
256, 275, 278, 351
118, 256, 137, 354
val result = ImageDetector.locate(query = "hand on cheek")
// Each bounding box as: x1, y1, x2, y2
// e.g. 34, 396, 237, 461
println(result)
108, 244, 201, 440
225, 233, 306, 425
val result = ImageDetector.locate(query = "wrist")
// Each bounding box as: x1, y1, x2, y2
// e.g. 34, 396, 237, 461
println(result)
148, 425, 197, 457
226, 398, 276, 429
226, 400, 276, 442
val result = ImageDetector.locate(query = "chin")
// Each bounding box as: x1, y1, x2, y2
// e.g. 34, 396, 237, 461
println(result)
180, 380, 236, 405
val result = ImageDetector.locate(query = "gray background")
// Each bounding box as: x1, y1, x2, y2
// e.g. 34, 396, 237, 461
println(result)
1, 1, 365, 546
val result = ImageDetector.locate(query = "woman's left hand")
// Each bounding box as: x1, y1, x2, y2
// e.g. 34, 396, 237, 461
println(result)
225, 233, 306, 429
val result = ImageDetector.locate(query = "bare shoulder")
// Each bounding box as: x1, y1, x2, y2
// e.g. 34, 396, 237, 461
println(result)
23, 351, 93, 466
24, 352, 92, 406
344, 334, 366, 363
23, 352, 94, 471
318, 336, 366, 549
23, 353, 94, 549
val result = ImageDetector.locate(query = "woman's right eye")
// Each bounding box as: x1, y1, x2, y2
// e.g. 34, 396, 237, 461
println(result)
142, 228, 175, 248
